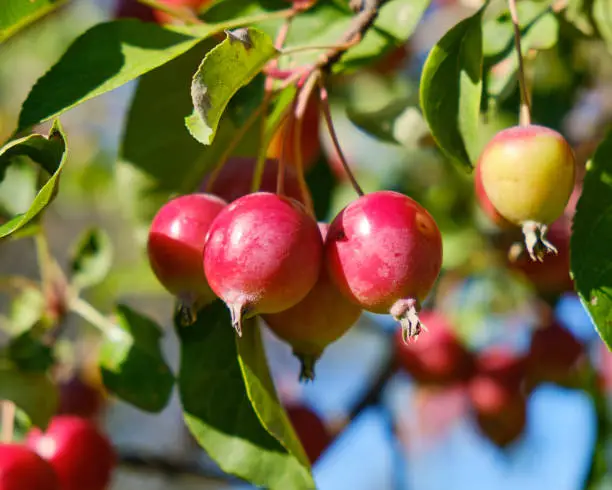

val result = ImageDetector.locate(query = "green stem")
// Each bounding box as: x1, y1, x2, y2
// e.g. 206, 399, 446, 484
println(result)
69, 296, 119, 339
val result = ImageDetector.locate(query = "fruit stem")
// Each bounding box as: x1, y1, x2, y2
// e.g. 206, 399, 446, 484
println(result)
205, 98, 268, 194
176, 294, 199, 326
521, 220, 558, 262
507, 0, 532, 126
0, 401, 15, 443
69, 296, 123, 340
293, 74, 318, 215
390, 298, 427, 343
297, 352, 319, 383
318, 77, 365, 197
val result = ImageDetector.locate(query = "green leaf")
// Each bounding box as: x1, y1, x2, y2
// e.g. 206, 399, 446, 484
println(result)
571, 131, 612, 351
176, 301, 315, 489
16, 20, 212, 133
186, 28, 278, 145
7, 330, 55, 373
420, 8, 484, 170
69, 228, 113, 291
99, 305, 174, 413
374, 0, 432, 41
0, 0, 68, 44
565, 0, 595, 35
236, 323, 312, 470
0, 366, 58, 429
0, 120, 67, 238
594, 0, 612, 53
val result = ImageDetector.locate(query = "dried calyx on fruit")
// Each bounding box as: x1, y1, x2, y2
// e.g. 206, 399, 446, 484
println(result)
204, 192, 323, 335
477, 125, 575, 262
263, 223, 362, 381
148, 193, 227, 324
325, 190, 443, 341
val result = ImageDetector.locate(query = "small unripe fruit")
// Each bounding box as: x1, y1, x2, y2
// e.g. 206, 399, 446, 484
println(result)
26, 416, 116, 490
325, 191, 442, 340
199, 157, 303, 204
263, 224, 362, 380
147, 193, 226, 319
285, 404, 331, 464
394, 310, 474, 385
478, 125, 575, 261
204, 192, 323, 335
0, 444, 60, 490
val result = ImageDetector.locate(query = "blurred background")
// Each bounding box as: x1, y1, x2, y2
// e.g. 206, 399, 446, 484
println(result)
1, 0, 612, 488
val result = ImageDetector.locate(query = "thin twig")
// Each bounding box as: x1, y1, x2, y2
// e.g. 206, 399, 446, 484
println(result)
69, 296, 120, 339
281, 41, 360, 56
1, 401, 16, 444
318, 77, 365, 197
508, 0, 532, 125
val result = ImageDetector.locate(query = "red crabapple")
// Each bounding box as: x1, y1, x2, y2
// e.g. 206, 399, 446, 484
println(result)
0, 444, 60, 490
147, 193, 226, 321
325, 191, 443, 340
394, 310, 474, 385
199, 157, 303, 204
474, 395, 527, 447
152, 0, 210, 24
204, 192, 323, 335
57, 374, 103, 419
477, 125, 575, 261
26, 416, 116, 490
285, 404, 332, 464
263, 224, 362, 381
113, 0, 156, 21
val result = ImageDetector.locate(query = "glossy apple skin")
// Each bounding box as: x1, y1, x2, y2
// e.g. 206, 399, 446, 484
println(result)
199, 157, 303, 204
263, 224, 361, 356
26, 416, 116, 490
394, 310, 474, 385
267, 93, 320, 171
0, 444, 60, 490
325, 191, 442, 313
478, 125, 575, 225
147, 193, 226, 303
204, 192, 323, 318
285, 404, 331, 465
474, 161, 514, 229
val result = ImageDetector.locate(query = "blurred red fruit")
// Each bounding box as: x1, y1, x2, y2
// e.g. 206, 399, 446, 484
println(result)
371, 45, 410, 75
27, 416, 116, 490
474, 161, 514, 229
113, 0, 156, 21
474, 395, 527, 447
394, 310, 474, 385
152, 0, 210, 24
199, 157, 304, 204
285, 404, 331, 464
57, 375, 103, 419
527, 321, 583, 387
0, 444, 60, 490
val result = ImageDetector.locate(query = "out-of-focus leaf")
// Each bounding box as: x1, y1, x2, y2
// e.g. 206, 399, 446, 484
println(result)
420, 8, 484, 170
594, 0, 612, 54
69, 228, 113, 291
7, 330, 54, 373
0, 366, 58, 429
0, 120, 67, 238
176, 301, 314, 489
571, 131, 612, 351
99, 305, 174, 413
185, 28, 278, 145
0, 0, 68, 44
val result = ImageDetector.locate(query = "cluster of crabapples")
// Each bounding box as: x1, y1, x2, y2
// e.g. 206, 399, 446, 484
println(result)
0, 415, 115, 490
395, 308, 585, 447
148, 179, 443, 379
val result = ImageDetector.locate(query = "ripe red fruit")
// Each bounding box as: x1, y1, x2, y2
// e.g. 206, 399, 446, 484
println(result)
267, 94, 321, 171
394, 310, 474, 385
57, 374, 103, 419
204, 192, 323, 335
0, 444, 60, 490
285, 404, 332, 464
477, 125, 575, 261
26, 416, 116, 490
113, 0, 156, 21
371, 45, 410, 75
148, 193, 226, 317
527, 321, 583, 387
263, 224, 362, 380
474, 395, 527, 447
199, 157, 304, 204
473, 347, 526, 389
152, 0, 209, 24
325, 191, 442, 340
